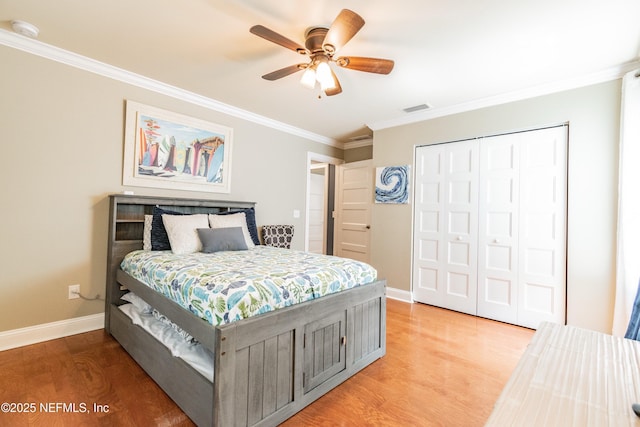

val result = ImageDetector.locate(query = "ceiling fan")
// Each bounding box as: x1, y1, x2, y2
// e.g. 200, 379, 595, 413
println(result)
249, 9, 394, 96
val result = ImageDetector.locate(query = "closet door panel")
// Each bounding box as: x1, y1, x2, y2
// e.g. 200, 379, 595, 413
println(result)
413, 145, 446, 306
477, 135, 520, 323
517, 127, 567, 328
444, 142, 479, 314
413, 141, 478, 315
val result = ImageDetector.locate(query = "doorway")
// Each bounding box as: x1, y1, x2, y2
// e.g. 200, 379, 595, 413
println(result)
305, 153, 342, 254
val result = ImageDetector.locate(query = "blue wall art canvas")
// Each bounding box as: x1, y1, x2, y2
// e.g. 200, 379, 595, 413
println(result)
375, 165, 411, 204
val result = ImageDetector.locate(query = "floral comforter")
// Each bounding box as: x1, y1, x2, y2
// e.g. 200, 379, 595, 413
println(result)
120, 246, 377, 326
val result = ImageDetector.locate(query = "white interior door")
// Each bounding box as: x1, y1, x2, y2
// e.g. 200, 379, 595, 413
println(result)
412, 126, 567, 328
517, 126, 567, 328
413, 141, 479, 315
413, 144, 447, 307
443, 141, 480, 314
477, 134, 521, 323
305, 153, 341, 254
308, 165, 328, 254
334, 160, 372, 263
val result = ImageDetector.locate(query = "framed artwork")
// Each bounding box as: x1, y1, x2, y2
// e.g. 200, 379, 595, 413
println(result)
375, 165, 410, 204
123, 100, 232, 193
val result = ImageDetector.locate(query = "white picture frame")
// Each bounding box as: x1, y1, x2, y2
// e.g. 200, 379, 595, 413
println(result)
123, 100, 232, 193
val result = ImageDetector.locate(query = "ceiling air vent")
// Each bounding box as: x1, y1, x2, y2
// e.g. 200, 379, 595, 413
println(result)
403, 103, 431, 113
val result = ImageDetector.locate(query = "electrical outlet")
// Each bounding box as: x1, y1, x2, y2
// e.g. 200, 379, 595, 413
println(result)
68, 284, 80, 299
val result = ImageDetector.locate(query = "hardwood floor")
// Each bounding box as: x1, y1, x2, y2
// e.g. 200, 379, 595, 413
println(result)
0, 299, 533, 426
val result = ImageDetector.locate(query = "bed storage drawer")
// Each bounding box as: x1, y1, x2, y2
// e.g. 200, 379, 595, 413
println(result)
350, 297, 383, 364
109, 305, 214, 426
303, 310, 347, 393
231, 329, 295, 426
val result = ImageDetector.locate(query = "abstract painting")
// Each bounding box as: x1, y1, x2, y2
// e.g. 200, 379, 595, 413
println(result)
123, 100, 232, 193
375, 165, 410, 204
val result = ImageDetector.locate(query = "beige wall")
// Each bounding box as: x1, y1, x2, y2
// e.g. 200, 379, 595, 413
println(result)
0, 45, 342, 331
372, 81, 621, 333
0, 42, 622, 335
344, 145, 373, 162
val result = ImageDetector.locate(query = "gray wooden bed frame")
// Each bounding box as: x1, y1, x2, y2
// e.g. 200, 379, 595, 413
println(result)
105, 194, 387, 426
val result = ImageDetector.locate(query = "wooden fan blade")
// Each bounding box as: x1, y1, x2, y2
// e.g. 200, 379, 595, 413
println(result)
322, 9, 365, 55
335, 56, 394, 74
261, 64, 306, 81
324, 68, 342, 96
250, 25, 308, 54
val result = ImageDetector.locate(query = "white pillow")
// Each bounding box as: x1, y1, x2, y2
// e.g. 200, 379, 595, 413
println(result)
121, 292, 153, 314
162, 214, 209, 254
208, 212, 255, 249
143, 214, 153, 251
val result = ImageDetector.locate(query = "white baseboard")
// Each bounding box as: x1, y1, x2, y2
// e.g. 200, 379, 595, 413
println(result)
386, 287, 413, 303
0, 313, 105, 351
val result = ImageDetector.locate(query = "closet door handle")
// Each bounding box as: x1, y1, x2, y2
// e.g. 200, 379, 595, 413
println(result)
456, 236, 463, 241
494, 239, 500, 244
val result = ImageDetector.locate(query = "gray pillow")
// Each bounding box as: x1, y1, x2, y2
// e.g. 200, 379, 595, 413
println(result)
197, 227, 248, 253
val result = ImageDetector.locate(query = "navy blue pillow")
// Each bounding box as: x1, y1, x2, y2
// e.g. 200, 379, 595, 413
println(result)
151, 206, 184, 250
216, 207, 260, 246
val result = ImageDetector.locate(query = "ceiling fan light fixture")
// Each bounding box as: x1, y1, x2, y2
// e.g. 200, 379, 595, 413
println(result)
316, 61, 335, 90
300, 66, 316, 89
251, 9, 391, 97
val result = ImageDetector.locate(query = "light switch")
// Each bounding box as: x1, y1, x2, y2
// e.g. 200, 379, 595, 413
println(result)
293, 209, 300, 218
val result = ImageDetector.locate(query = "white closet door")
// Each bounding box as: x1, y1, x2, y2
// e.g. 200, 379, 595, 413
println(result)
517, 126, 567, 328
477, 134, 520, 323
413, 140, 479, 315
412, 126, 566, 328
413, 144, 447, 308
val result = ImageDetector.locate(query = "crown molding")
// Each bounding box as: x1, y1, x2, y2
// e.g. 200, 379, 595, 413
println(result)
368, 60, 640, 131
0, 29, 340, 148
5, 28, 636, 146
343, 138, 373, 150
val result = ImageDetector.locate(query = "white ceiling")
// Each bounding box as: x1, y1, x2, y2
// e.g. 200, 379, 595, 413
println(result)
2, 0, 639, 143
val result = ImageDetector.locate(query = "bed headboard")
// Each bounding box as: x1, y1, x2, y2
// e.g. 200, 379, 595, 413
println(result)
105, 194, 256, 327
